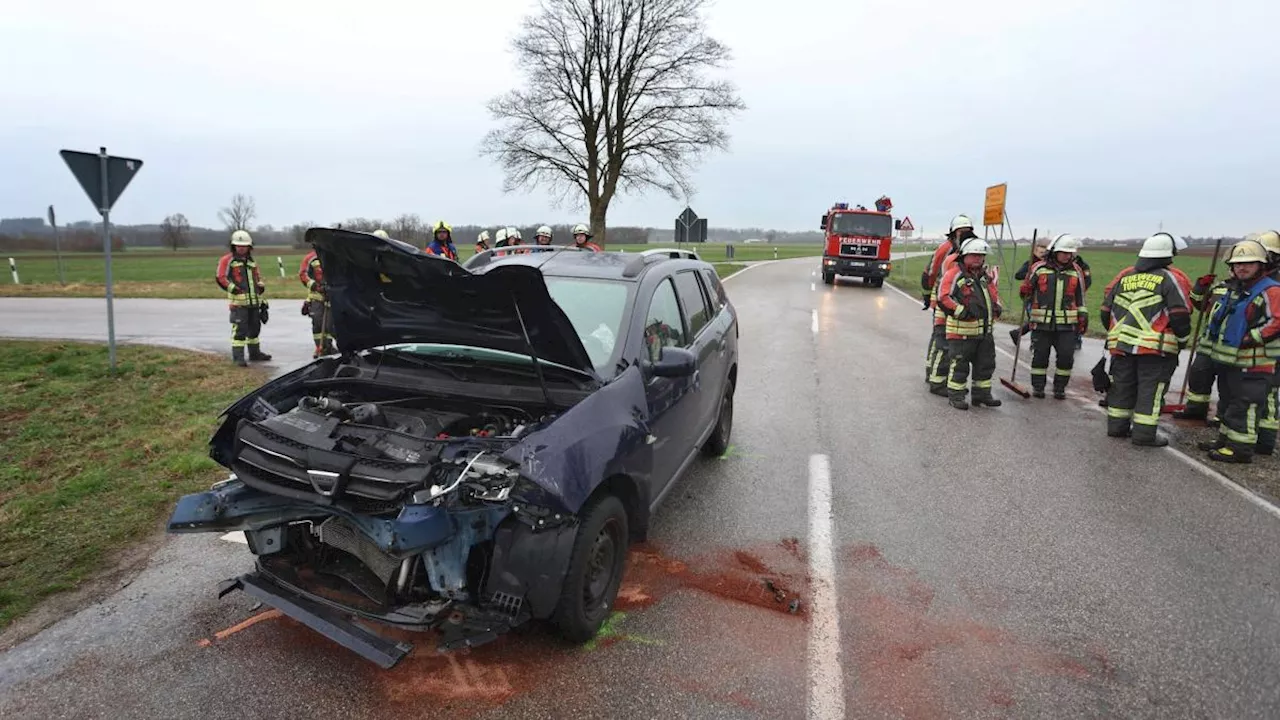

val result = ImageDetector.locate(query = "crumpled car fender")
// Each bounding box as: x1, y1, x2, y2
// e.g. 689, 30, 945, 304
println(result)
501, 364, 652, 514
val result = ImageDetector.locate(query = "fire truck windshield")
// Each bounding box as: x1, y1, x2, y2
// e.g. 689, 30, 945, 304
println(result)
829, 213, 892, 238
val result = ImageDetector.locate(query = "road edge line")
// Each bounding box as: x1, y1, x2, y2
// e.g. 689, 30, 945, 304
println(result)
883, 281, 1280, 521
807, 453, 845, 720
719, 259, 783, 283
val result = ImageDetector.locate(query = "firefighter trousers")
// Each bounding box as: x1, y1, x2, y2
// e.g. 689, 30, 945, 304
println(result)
309, 299, 336, 355
1258, 367, 1279, 455
1105, 354, 1176, 443
1178, 352, 1217, 420
230, 306, 264, 358
1030, 329, 1076, 392
927, 324, 950, 390
1206, 369, 1271, 459
947, 335, 996, 401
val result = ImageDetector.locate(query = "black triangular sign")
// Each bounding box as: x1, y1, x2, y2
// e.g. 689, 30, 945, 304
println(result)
60, 149, 143, 215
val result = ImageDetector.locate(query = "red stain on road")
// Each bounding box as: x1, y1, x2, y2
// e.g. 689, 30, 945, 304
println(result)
840, 543, 1114, 717
617, 542, 810, 619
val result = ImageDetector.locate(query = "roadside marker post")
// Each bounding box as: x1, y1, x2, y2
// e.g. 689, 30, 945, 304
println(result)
278, 256, 285, 278
48, 205, 66, 285
8, 257, 17, 284
59, 147, 144, 375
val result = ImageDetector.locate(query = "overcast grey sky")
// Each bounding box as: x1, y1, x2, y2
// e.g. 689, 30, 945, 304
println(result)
3, 0, 1276, 238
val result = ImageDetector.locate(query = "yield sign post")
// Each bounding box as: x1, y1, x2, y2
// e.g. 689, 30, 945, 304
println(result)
60, 147, 144, 374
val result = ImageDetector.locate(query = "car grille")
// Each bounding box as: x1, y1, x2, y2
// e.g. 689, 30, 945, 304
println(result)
840, 242, 880, 257
317, 517, 403, 585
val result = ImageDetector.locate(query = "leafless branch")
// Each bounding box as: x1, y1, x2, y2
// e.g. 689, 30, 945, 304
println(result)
480, 0, 744, 243
217, 193, 257, 232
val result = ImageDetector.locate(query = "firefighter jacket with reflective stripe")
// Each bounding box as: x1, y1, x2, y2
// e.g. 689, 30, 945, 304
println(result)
298, 250, 325, 302
938, 263, 1003, 340
922, 240, 959, 301
1100, 265, 1191, 356
575, 241, 603, 252
931, 252, 960, 328
1019, 259, 1087, 332
216, 253, 264, 307
426, 240, 459, 261
1200, 276, 1280, 373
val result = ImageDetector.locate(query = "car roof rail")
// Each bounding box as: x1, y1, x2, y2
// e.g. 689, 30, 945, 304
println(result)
621, 247, 702, 278
463, 244, 593, 269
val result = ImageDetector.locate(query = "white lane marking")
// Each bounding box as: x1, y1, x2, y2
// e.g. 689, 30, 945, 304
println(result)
221, 531, 247, 544
811, 310, 819, 334
719, 259, 783, 284
883, 280, 1280, 521
811, 282, 816, 292
807, 453, 845, 720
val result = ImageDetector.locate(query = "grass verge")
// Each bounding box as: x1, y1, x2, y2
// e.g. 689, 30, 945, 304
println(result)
0, 244, 817, 298
0, 340, 267, 631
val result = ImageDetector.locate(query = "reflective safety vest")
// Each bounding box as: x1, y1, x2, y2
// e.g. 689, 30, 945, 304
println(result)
426, 240, 459, 261
215, 252, 263, 307
1200, 276, 1280, 373
298, 250, 325, 302
1100, 266, 1190, 356
1019, 259, 1086, 331
938, 263, 1002, 340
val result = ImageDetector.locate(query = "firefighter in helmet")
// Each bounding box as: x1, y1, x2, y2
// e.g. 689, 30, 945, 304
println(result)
475, 230, 491, 254
372, 229, 390, 239
1258, 230, 1280, 455
535, 225, 554, 246
922, 214, 976, 395
1018, 233, 1088, 399
571, 223, 602, 251
214, 230, 271, 366
1098, 232, 1193, 446
298, 239, 336, 358
936, 237, 1003, 410
1184, 239, 1280, 462
425, 221, 459, 261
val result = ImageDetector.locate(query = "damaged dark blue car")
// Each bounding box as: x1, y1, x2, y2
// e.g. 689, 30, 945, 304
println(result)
166, 228, 738, 668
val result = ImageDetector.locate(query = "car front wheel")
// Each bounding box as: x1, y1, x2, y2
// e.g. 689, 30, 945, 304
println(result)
552, 494, 629, 642
701, 385, 734, 457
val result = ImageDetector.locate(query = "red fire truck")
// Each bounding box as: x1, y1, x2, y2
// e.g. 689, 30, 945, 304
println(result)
818, 196, 900, 287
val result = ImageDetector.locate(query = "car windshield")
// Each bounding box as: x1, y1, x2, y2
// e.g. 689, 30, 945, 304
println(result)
543, 276, 631, 374
830, 212, 892, 237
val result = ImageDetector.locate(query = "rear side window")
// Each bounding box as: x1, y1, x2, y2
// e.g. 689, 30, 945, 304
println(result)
701, 269, 725, 312
673, 270, 711, 338
644, 278, 686, 362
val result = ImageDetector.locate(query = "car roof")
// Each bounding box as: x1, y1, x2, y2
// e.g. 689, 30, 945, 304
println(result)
467, 246, 712, 282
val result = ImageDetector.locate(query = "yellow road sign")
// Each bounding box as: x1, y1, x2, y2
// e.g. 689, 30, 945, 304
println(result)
983, 183, 1007, 226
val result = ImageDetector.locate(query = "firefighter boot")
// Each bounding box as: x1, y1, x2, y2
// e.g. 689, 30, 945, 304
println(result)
1197, 435, 1226, 452
232, 347, 248, 368
1209, 442, 1253, 464
949, 391, 970, 410
1052, 374, 1069, 400
1130, 424, 1168, 447
248, 346, 273, 362
971, 391, 1003, 408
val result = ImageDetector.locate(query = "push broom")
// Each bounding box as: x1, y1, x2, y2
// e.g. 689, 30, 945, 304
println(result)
1161, 236, 1224, 414
999, 229, 1035, 399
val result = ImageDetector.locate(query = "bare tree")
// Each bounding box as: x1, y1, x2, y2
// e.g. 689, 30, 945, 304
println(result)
159, 213, 191, 251
218, 193, 257, 232
480, 0, 744, 244
392, 213, 426, 245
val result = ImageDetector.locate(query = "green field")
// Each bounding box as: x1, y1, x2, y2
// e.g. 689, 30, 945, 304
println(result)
887, 245, 1220, 339
0, 243, 818, 298
0, 341, 268, 630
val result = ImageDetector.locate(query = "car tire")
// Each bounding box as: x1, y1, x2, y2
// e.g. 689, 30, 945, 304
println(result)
870, 277, 884, 288
822, 272, 834, 285
551, 494, 629, 643
701, 385, 734, 457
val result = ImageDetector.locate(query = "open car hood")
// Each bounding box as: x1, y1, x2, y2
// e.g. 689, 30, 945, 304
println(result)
307, 228, 597, 375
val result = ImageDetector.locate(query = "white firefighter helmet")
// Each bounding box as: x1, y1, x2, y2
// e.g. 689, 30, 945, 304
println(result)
494, 227, 508, 243
1225, 239, 1269, 265
536, 225, 552, 238
949, 214, 974, 233
1048, 233, 1080, 254
230, 230, 253, 246
508, 227, 522, 241
1245, 230, 1280, 257
960, 238, 990, 255
572, 223, 591, 237
478, 230, 490, 243
371, 229, 389, 239
1138, 232, 1177, 258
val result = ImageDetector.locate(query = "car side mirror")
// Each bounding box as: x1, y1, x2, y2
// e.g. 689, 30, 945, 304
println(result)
647, 346, 696, 378
820, 214, 828, 230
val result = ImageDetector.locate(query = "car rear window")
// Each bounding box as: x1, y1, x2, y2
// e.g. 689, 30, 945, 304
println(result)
673, 270, 711, 337
701, 269, 725, 312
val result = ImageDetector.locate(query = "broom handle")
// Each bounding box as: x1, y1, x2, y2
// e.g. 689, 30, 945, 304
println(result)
1175, 237, 1224, 403
1008, 228, 1037, 381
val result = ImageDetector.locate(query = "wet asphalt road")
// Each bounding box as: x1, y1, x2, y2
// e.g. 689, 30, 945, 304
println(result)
2, 257, 1280, 719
